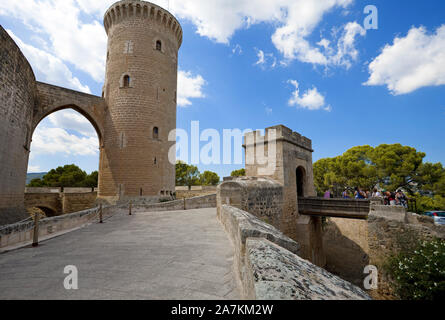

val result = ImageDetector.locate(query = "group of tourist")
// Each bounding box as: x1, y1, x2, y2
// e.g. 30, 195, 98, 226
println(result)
324, 187, 409, 208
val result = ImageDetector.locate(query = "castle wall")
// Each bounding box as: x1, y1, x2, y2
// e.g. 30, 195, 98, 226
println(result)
0, 27, 36, 225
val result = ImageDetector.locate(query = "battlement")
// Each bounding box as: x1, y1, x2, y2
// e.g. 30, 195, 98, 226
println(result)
243, 125, 313, 152
104, 0, 183, 48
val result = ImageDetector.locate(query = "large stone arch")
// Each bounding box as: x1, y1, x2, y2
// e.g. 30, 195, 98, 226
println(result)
33, 82, 106, 144
24, 192, 62, 217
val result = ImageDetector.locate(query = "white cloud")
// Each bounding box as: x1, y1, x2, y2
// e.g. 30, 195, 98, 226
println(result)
331, 22, 366, 68
288, 80, 331, 111
7, 30, 91, 93
177, 70, 206, 107
47, 110, 97, 138
31, 126, 99, 157
364, 25, 445, 95
0, 0, 107, 82
0, 0, 366, 92
27, 165, 41, 173
169, 0, 362, 68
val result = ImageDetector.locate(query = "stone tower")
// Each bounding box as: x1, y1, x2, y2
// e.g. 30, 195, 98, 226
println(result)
99, 0, 183, 203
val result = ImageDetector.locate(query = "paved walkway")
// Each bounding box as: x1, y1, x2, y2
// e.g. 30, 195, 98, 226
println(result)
0, 208, 240, 300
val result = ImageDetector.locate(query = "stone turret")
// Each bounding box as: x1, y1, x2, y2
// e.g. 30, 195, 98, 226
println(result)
99, 0, 183, 203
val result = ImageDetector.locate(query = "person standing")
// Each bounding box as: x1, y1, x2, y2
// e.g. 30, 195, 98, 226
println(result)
324, 189, 332, 199
355, 187, 365, 199
372, 188, 382, 198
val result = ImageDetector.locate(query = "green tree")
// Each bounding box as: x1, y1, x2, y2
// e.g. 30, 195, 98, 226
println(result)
175, 161, 200, 190
83, 171, 99, 188
27, 165, 98, 188
28, 178, 45, 187
371, 144, 425, 192
200, 171, 220, 186
416, 162, 445, 196
314, 144, 444, 197
231, 168, 246, 177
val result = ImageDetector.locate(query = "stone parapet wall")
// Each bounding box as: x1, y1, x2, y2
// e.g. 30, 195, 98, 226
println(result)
176, 186, 217, 199
25, 188, 61, 194
218, 205, 370, 300
63, 188, 96, 194
0, 206, 102, 249
217, 177, 284, 230
128, 194, 217, 213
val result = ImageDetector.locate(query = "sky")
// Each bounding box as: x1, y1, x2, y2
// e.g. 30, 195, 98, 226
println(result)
1, 0, 444, 178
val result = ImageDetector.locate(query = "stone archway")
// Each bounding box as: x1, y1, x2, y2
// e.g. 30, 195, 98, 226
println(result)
32, 82, 106, 144
34, 206, 58, 217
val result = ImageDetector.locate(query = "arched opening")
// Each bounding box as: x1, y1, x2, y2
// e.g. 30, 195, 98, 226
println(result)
37, 206, 57, 217
123, 75, 130, 88
26, 206, 57, 218
27, 108, 101, 216
153, 127, 159, 139
156, 40, 162, 51
296, 166, 306, 198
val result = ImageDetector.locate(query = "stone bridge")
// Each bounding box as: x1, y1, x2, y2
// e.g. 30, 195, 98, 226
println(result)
24, 188, 97, 217
0, 202, 370, 300
297, 198, 371, 220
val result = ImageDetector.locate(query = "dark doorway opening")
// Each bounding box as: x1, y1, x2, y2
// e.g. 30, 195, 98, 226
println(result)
296, 166, 306, 197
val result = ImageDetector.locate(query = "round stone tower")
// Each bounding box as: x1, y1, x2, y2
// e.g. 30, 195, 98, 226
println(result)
99, 0, 182, 203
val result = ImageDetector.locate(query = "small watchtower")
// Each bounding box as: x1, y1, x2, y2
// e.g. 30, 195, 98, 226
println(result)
240, 125, 324, 266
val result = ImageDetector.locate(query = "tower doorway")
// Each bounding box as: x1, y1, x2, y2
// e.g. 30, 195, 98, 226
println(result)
296, 166, 306, 197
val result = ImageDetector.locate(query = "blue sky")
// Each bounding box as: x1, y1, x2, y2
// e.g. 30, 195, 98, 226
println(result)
1, 0, 444, 179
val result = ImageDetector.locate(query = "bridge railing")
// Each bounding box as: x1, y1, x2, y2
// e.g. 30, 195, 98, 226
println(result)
0, 206, 105, 250
298, 197, 371, 220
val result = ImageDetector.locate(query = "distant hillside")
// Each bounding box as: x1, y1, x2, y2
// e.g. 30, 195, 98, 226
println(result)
26, 172, 47, 185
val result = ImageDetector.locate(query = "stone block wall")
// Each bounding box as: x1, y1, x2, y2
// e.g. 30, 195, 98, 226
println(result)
0, 26, 36, 225
62, 192, 98, 215
217, 177, 284, 230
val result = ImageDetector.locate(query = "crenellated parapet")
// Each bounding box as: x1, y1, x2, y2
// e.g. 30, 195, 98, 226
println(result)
243, 125, 313, 152
104, 0, 183, 48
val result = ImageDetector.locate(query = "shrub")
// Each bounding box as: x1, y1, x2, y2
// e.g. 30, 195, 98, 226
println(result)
386, 238, 445, 300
